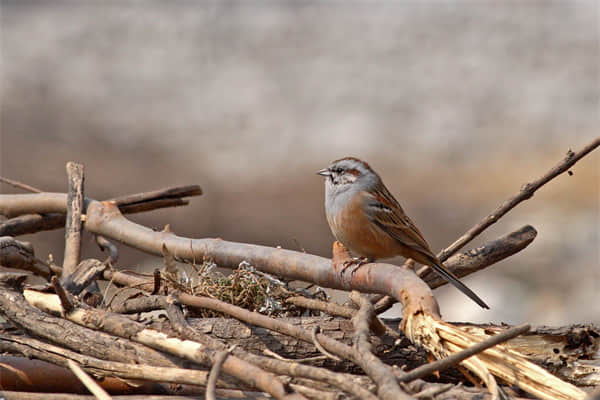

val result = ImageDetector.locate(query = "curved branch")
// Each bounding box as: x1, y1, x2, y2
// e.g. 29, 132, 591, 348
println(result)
83, 200, 440, 319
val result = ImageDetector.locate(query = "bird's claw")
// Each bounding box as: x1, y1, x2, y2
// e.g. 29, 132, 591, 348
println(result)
341, 257, 371, 276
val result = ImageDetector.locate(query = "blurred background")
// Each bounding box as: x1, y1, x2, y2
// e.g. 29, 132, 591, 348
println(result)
1, 1, 598, 325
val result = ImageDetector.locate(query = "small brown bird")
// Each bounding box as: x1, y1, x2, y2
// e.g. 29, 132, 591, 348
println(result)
318, 157, 489, 309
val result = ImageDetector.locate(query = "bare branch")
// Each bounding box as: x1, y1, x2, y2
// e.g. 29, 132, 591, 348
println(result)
67, 359, 113, 400
0, 184, 202, 236
397, 323, 530, 382
63, 162, 84, 278
437, 136, 600, 262
350, 291, 412, 400
22, 288, 305, 400
207, 347, 235, 400
0, 176, 42, 193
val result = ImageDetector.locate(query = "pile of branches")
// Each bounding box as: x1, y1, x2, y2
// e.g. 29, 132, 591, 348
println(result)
0, 137, 599, 400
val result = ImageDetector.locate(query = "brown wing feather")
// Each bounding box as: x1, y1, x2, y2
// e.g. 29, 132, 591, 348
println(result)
365, 185, 437, 259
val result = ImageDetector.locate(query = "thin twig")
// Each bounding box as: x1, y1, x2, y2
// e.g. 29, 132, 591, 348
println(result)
262, 348, 327, 363
0, 176, 42, 193
67, 359, 113, 400
207, 346, 237, 400
311, 326, 342, 362
397, 323, 531, 382
63, 162, 85, 278
152, 269, 161, 295
438, 136, 600, 263
51, 276, 74, 313
287, 296, 390, 337
108, 185, 202, 206
95, 235, 118, 264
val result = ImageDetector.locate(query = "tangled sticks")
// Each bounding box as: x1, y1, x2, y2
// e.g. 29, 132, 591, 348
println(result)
0, 136, 598, 399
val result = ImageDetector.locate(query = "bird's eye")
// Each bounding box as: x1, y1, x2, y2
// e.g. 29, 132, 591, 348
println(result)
334, 168, 343, 174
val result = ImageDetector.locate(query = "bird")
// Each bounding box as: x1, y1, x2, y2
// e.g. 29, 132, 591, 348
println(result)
317, 156, 489, 309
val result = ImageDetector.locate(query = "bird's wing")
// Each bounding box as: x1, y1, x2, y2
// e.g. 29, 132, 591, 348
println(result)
363, 186, 436, 257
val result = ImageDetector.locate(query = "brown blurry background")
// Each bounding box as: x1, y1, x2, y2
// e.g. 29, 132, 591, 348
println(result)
1, 1, 598, 325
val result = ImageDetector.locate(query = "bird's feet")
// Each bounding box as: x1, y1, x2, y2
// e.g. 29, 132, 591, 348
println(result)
331, 241, 372, 275
341, 257, 371, 276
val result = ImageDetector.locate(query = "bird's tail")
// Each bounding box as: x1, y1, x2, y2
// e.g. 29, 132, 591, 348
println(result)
428, 260, 489, 309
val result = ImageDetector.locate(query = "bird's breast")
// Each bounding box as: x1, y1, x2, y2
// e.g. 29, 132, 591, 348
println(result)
327, 192, 400, 260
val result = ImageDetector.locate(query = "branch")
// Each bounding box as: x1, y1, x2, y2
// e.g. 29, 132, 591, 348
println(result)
67, 359, 112, 400
0, 176, 42, 193
22, 288, 305, 400
0, 333, 231, 388
63, 162, 84, 278
0, 274, 185, 368
0, 184, 202, 236
422, 224, 537, 289
397, 323, 530, 382
206, 347, 235, 400
350, 291, 411, 400
437, 136, 600, 262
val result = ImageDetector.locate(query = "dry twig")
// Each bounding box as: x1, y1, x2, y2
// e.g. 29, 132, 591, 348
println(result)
350, 291, 411, 400
63, 162, 84, 278
67, 360, 113, 400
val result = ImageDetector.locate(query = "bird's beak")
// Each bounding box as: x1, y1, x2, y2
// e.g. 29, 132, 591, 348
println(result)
316, 168, 331, 177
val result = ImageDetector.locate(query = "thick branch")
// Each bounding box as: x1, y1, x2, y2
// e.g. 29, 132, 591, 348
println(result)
422, 224, 537, 288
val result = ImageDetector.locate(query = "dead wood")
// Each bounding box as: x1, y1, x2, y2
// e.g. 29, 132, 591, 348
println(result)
349, 291, 411, 400
0, 355, 156, 394
397, 323, 530, 382
20, 287, 307, 400
62, 162, 84, 278
421, 224, 537, 289
59, 258, 106, 295
0, 336, 235, 389
0, 185, 202, 236
156, 301, 379, 400
1, 137, 598, 399
0, 274, 189, 368
0, 236, 51, 278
